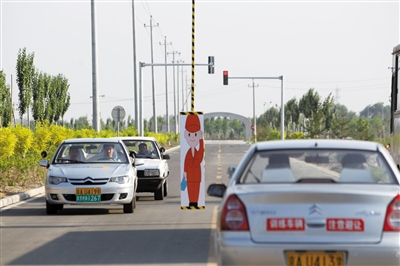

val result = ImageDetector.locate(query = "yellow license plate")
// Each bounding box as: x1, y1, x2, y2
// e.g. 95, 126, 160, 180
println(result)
76, 188, 101, 195
287, 252, 344, 266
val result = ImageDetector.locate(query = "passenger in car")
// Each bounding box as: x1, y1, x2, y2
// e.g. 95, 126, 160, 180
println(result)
341, 153, 368, 169
94, 144, 120, 161
339, 153, 373, 183
262, 154, 295, 182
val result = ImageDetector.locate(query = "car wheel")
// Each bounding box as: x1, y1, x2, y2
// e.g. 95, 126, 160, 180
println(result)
123, 196, 135, 213
46, 200, 58, 215
163, 178, 168, 197
154, 184, 164, 200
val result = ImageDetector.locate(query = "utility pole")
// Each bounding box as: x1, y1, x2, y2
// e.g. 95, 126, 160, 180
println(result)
176, 60, 184, 133
91, 0, 100, 132
181, 68, 187, 112
131, 0, 139, 133
167, 50, 180, 134
159, 37, 172, 133
223, 74, 284, 140
144, 16, 159, 132
249, 81, 259, 142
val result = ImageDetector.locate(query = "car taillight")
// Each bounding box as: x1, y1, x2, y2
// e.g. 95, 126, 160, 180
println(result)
384, 194, 400, 232
220, 194, 249, 231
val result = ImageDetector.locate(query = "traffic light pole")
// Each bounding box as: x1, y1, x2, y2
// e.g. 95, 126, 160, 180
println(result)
138, 61, 214, 137
226, 75, 284, 141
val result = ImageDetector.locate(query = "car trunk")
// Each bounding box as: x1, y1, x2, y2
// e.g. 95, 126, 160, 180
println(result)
234, 184, 398, 244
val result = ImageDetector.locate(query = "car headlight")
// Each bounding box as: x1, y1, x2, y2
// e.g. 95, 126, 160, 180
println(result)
144, 169, 160, 177
49, 176, 68, 185
110, 175, 130, 184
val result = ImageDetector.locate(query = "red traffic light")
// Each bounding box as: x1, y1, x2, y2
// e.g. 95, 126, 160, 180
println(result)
223, 70, 228, 85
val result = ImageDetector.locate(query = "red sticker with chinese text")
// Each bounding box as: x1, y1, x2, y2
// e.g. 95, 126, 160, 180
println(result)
326, 218, 364, 231
267, 218, 305, 231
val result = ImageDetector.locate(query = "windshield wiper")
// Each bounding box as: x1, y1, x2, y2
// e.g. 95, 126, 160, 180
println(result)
56, 159, 87, 164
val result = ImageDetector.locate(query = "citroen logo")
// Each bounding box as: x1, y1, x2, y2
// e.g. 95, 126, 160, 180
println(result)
309, 203, 322, 215
84, 177, 94, 183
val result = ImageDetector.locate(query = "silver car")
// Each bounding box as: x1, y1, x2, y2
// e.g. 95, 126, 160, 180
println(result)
40, 138, 139, 214
208, 139, 400, 266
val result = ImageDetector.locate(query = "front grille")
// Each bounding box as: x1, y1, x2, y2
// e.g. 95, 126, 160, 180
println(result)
137, 170, 160, 178
69, 177, 109, 185
63, 194, 114, 201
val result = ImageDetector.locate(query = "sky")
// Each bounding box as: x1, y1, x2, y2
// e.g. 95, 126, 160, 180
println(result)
0, 0, 399, 124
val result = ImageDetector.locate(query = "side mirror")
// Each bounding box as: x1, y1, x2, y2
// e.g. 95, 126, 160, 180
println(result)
227, 166, 236, 178
163, 154, 170, 160
39, 159, 49, 168
207, 183, 226, 198
41, 151, 47, 158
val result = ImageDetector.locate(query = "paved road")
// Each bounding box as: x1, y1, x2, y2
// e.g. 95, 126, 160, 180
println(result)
0, 140, 250, 266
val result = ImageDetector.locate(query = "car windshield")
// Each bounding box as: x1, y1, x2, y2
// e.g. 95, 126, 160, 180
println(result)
121, 140, 160, 159
53, 142, 128, 164
238, 149, 397, 184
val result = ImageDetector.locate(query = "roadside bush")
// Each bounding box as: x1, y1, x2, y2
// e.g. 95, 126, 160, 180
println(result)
289, 132, 306, 139
0, 127, 17, 158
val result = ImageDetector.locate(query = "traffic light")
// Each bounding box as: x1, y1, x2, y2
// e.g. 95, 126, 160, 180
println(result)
223, 70, 228, 85
208, 56, 214, 74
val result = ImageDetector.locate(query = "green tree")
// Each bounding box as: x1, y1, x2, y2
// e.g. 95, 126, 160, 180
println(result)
0, 71, 12, 127
31, 71, 46, 122
42, 73, 53, 122
74, 116, 90, 129
204, 118, 214, 139
157, 115, 165, 133
285, 97, 299, 129
52, 74, 70, 124
299, 88, 320, 118
229, 119, 244, 139
222, 118, 229, 139
214, 117, 223, 138
350, 117, 373, 141
16, 48, 35, 126
330, 104, 351, 139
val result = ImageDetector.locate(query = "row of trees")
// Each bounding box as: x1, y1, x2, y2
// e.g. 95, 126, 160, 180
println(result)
0, 47, 389, 143
0, 47, 71, 127
38, 87, 388, 142
203, 89, 389, 142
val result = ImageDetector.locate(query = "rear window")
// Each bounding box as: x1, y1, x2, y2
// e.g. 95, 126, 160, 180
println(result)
238, 149, 397, 184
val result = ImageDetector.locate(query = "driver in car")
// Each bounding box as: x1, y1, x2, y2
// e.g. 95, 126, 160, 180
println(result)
63, 146, 81, 162
138, 143, 151, 156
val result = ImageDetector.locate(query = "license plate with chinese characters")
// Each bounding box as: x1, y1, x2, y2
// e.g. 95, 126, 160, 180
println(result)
76, 188, 101, 202
287, 252, 345, 266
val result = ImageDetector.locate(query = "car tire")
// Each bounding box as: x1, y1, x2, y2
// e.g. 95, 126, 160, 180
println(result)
163, 178, 168, 197
46, 200, 58, 215
154, 184, 164, 200
123, 196, 135, 213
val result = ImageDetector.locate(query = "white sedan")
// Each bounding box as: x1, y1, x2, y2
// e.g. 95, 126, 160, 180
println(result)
208, 139, 400, 266
115, 137, 170, 200
39, 138, 139, 214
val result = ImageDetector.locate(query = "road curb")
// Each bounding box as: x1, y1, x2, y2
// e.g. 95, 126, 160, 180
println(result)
0, 186, 44, 208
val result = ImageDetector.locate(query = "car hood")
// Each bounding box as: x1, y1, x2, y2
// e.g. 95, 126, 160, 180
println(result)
135, 159, 162, 170
49, 163, 130, 178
